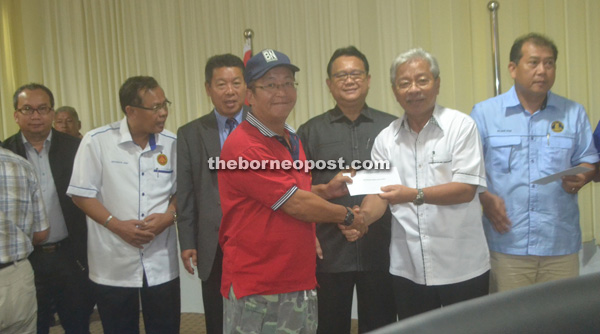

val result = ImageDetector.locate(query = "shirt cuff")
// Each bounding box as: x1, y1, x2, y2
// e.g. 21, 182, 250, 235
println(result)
271, 185, 298, 211
66, 185, 98, 198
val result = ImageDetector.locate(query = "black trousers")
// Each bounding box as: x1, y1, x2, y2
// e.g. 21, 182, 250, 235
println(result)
316, 271, 397, 334
94, 275, 181, 334
392, 271, 490, 320
201, 247, 223, 334
28, 242, 92, 334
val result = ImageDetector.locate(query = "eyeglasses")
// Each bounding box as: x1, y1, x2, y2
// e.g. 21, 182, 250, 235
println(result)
331, 70, 366, 83
395, 77, 433, 90
16, 105, 53, 116
254, 82, 298, 93
130, 100, 172, 112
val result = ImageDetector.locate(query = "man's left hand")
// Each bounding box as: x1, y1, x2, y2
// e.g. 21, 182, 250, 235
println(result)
324, 171, 353, 199
139, 212, 174, 235
562, 173, 586, 194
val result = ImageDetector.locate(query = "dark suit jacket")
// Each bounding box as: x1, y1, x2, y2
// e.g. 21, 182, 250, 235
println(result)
2, 128, 88, 270
177, 107, 249, 281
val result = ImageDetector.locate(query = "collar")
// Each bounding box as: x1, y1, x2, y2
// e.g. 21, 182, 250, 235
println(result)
398, 104, 442, 134
328, 104, 374, 123
118, 117, 159, 151
20, 129, 52, 147
214, 108, 244, 129
505, 85, 554, 116
246, 112, 297, 138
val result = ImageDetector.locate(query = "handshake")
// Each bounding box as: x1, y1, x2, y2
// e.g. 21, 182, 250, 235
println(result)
338, 205, 368, 243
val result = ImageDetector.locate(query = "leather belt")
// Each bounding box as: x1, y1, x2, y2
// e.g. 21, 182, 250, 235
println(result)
0, 259, 22, 270
34, 241, 64, 253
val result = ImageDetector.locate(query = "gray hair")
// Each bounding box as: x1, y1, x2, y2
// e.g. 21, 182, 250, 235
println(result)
389, 48, 440, 85
55, 106, 80, 121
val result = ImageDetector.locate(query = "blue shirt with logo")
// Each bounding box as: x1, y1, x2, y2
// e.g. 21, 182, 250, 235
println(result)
471, 86, 599, 256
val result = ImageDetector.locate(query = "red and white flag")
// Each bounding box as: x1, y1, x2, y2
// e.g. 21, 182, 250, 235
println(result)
243, 37, 252, 66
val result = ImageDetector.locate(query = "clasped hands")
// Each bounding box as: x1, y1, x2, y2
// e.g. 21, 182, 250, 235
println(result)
338, 206, 367, 242
108, 212, 173, 249
338, 184, 412, 242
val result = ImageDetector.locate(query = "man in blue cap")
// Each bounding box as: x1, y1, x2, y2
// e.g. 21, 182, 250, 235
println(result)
218, 49, 367, 333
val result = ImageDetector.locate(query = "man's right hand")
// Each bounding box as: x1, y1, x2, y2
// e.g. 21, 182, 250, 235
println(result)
347, 207, 368, 236
181, 249, 198, 275
107, 218, 155, 248
480, 191, 512, 234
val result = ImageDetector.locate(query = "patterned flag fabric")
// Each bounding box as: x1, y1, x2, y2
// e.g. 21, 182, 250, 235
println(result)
243, 35, 252, 105
243, 37, 252, 66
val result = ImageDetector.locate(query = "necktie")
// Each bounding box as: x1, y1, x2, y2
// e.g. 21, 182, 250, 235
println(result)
226, 118, 238, 136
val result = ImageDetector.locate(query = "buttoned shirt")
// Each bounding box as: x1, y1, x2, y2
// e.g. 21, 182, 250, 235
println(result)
372, 105, 489, 285
215, 109, 243, 148
67, 117, 178, 287
0, 147, 49, 263
471, 86, 599, 256
298, 105, 396, 273
22, 132, 68, 243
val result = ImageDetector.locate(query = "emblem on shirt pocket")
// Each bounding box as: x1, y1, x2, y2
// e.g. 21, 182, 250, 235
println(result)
551, 121, 564, 133
157, 153, 168, 166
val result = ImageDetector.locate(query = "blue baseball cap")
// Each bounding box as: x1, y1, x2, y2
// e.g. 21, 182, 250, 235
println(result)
244, 49, 300, 84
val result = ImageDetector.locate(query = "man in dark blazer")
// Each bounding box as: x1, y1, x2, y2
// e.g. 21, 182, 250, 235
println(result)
3, 83, 92, 334
177, 54, 249, 334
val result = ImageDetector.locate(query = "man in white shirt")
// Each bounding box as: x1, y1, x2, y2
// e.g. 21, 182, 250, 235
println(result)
68, 76, 179, 333
359, 48, 490, 320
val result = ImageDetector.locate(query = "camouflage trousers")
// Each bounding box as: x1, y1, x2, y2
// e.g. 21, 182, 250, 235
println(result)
224, 286, 318, 334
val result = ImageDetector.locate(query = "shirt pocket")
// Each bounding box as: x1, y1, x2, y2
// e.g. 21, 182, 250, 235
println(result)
428, 150, 452, 177
148, 167, 175, 192
489, 136, 521, 173
542, 136, 573, 174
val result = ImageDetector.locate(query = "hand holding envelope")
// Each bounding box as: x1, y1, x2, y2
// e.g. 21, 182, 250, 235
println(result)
343, 167, 401, 196
531, 166, 593, 185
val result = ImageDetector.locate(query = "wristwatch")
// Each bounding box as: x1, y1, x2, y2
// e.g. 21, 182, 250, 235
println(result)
169, 210, 178, 224
413, 188, 425, 206
342, 207, 354, 226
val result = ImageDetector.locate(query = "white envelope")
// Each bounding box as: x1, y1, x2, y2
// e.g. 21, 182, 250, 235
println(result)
531, 166, 593, 185
343, 167, 401, 196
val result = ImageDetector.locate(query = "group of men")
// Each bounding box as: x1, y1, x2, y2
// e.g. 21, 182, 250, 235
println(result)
1, 32, 598, 334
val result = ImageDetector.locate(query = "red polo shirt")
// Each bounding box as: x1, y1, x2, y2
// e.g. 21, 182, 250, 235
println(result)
218, 116, 316, 299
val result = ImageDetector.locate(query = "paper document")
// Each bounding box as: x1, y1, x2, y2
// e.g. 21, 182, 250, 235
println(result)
531, 166, 593, 185
343, 167, 401, 196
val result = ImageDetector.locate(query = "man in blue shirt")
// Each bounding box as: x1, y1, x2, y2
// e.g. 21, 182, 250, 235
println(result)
471, 33, 599, 292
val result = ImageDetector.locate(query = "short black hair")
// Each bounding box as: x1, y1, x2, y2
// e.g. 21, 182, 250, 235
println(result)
13, 83, 54, 110
205, 54, 245, 84
326, 46, 369, 78
118, 76, 160, 114
510, 33, 558, 64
